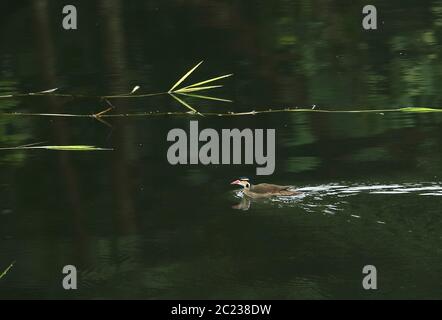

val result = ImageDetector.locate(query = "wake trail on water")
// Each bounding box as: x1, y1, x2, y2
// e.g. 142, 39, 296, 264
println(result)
232, 182, 442, 228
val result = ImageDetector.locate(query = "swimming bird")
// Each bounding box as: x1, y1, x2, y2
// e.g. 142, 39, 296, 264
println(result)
230, 177, 301, 198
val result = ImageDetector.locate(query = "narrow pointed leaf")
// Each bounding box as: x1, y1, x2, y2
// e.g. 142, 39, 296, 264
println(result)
169, 94, 198, 113
0, 262, 15, 280
0, 145, 113, 151
175, 85, 223, 93
34, 145, 113, 151
169, 61, 204, 93
180, 74, 233, 90
400, 107, 442, 113
177, 92, 233, 103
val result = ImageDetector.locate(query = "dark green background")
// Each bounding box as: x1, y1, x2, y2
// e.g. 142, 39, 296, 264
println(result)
0, 0, 441, 299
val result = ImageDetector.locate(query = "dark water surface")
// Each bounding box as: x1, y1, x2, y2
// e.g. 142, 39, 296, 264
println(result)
1, 0, 442, 299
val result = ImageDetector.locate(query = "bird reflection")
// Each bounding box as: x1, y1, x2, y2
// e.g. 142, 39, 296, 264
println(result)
232, 196, 251, 210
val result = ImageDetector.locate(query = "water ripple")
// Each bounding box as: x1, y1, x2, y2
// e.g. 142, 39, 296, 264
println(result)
231, 182, 442, 223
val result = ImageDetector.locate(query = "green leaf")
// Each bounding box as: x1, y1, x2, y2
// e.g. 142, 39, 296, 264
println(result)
400, 107, 442, 113
177, 92, 232, 103
35, 145, 113, 151
179, 74, 233, 90
175, 85, 223, 93
0, 145, 113, 151
168, 61, 204, 93
0, 262, 15, 280
169, 94, 199, 113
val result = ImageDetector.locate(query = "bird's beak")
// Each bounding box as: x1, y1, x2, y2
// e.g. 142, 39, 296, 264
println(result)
230, 179, 241, 185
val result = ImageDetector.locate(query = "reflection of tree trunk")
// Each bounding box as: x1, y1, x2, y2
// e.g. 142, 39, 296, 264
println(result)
32, 0, 88, 264
99, 0, 137, 234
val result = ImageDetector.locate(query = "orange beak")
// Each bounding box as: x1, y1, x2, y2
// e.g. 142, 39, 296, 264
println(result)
230, 179, 241, 185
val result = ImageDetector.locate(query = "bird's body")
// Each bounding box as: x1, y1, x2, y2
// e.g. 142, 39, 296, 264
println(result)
231, 178, 301, 198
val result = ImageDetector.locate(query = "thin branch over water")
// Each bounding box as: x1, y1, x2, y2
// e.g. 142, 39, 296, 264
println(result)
3, 106, 442, 120
0, 61, 233, 116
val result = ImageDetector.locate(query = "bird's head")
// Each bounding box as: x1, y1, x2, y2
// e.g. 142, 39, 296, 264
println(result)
230, 177, 251, 189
